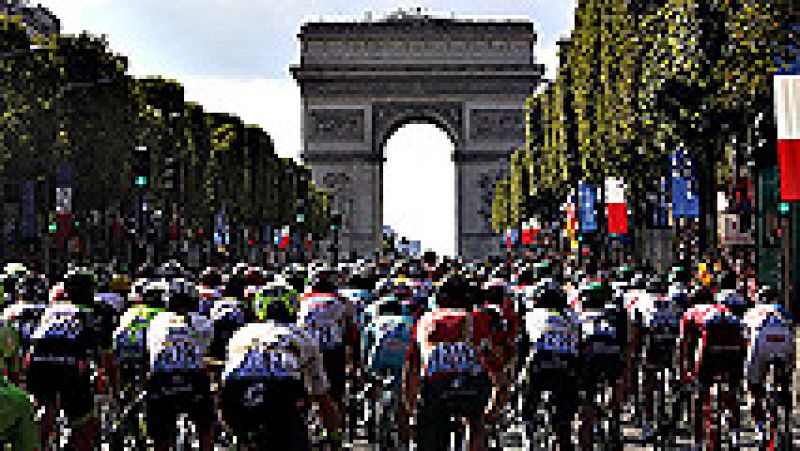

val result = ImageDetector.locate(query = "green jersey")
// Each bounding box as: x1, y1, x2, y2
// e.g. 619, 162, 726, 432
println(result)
0, 376, 39, 451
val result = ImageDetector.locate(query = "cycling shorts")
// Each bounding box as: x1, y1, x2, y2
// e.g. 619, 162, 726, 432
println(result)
220, 377, 310, 450
524, 351, 579, 425
321, 345, 346, 402
144, 370, 213, 442
416, 372, 491, 451
25, 359, 93, 420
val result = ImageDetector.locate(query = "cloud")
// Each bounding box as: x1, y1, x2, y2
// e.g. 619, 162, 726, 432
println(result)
178, 75, 302, 162
38, 0, 577, 79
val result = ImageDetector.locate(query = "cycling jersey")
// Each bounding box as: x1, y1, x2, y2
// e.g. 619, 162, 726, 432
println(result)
208, 298, 248, 360
524, 308, 580, 358
0, 376, 39, 451
113, 304, 165, 363
30, 303, 96, 361
742, 304, 795, 383
146, 311, 212, 373
221, 322, 326, 449
680, 304, 746, 384
27, 302, 98, 421
298, 292, 355, 351
412, 308, 498, 379
223, 322, 329, 396
1, 302, 46, 351
362, 300, 415, 378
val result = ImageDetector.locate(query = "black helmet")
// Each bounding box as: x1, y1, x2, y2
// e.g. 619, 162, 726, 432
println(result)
310, 270, 339, 294
537, 281, 567, 309
63, 268, 97, 307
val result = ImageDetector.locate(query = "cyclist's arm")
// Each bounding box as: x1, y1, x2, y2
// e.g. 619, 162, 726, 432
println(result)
310, 392, 342, 433
401, 327, 421, 416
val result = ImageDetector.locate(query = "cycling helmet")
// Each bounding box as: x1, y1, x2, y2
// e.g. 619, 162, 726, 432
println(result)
110, 274, 132, 295
165, 279, 199, 313
309, 269, 340, 294
156, 259, 186, 279
536, 280, 567, 310
63, 267, 97, 307
254, 282, 299, 322
437, 277, 473, 309
260, 293, 297, 324
200, 266, 224, 288
141, 280, 171, 309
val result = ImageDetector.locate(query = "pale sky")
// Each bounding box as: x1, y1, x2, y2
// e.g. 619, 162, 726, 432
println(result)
35, 0, 577, 256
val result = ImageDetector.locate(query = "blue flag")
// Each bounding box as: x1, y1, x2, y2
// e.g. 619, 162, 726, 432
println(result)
20, 180, 36, 239
578, 182, 597, 232
671, 150, 700, 218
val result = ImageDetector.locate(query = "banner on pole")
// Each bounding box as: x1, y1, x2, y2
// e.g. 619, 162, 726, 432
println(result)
671, 150, 700, 218
578, 182, 597, 232
605, 178, 628, 234
20, 180, 36, 239
774, 71, 800, 201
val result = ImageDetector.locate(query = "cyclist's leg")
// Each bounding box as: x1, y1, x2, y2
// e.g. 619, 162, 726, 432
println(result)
553, 365, 578, 451
144, 372, 178, 451
416, 378, 454, 451
63, 364, 97, 451
186, 371, 214, 451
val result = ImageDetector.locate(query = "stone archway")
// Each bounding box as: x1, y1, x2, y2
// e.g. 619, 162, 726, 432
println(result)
292, 12, 542, 258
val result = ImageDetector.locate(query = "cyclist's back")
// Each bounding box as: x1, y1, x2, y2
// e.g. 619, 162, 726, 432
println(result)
26, 269, 100, 450
220, 296, 340, 450
144, 282, 214, 451
402, 277, 504, 451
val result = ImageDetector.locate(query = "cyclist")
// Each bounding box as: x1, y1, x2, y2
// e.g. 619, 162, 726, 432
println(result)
742, 286, 795, 443
298, 269, 359, 429
400, 276, 510, 451
362, 281, 419, 444
573, 278, 627, 449
0, 325, 40, 451
623, 272, 680, 441
112, 279, 171, 402
144, 279, 214, 451
220, 291, 341, 450
521, 280, 579, 449
678, 284, 747, 448
26, 267, 102, 450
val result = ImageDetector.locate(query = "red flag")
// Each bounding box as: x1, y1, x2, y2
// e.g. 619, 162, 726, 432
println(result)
778, 139, 800, 201
606, 178, 628, 234
775, 74, 800, 201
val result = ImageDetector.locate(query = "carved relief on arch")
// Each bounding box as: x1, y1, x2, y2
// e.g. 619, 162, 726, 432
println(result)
308, 109, 365, 143
469, 108, 526, 141
321, 172, 353, 226
372, 102, 464, 152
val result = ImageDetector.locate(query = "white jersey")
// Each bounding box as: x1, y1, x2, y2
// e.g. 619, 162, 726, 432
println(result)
297, 292, 355, 350
743, 304, 795, 383
1, 302, 47, 343
524, 308, 579, 356
146, 311, 213, 373
223, 322, 329, 396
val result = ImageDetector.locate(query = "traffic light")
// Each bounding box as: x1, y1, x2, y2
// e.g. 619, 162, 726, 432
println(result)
133, 145, 150, 187
330, 213, 342, 231
163, 156, 177, 192
779, 202, 790, 216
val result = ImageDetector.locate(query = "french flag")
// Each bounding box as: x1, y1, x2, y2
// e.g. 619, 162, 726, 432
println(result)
278, 225, 291, 249
774, 70, 800, 201
520, 218, 540, 245
605, 177, 628, 234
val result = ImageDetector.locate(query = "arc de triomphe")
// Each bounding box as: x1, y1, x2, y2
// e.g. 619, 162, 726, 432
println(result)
291, 13, 542, 258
